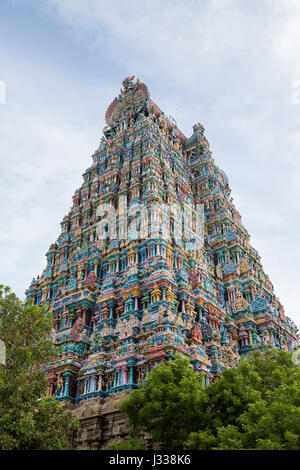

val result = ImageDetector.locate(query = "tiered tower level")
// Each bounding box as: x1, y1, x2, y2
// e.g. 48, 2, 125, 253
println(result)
26, 77, 298, 402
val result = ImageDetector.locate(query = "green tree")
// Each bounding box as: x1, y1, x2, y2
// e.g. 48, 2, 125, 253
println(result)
119, 349, 300, 450
119, 354, 204, 449
0, 285, 77, 449
110, 436, 145, 450
185, 348, 300, 450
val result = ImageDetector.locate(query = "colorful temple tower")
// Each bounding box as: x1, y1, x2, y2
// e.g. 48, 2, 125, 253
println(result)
26, 77, 298, 403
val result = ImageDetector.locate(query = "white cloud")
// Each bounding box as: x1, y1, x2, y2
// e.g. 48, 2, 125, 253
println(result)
46, 0, 272, 89
0, 107, 96, 295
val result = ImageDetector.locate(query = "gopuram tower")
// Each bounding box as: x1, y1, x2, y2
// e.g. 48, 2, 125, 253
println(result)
26, 77, 298, 404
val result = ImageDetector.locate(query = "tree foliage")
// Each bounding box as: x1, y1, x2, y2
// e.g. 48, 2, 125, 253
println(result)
119, 354, 204, 449
119, 349, 300, 450
0, 285, 77, 450
110, 436, 145, 450
186, 348, 300, 450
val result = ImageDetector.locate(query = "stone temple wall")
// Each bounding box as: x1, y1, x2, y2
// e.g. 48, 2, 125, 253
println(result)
70, 390, 153, 450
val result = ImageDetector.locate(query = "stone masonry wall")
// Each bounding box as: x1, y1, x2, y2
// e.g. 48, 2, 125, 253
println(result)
70, 391, 153, 450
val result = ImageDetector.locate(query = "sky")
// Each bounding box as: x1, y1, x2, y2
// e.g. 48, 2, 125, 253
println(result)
0, 0, 299, 328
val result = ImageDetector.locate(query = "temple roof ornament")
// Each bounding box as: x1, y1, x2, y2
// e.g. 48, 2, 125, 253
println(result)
105, 77, 149, 127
